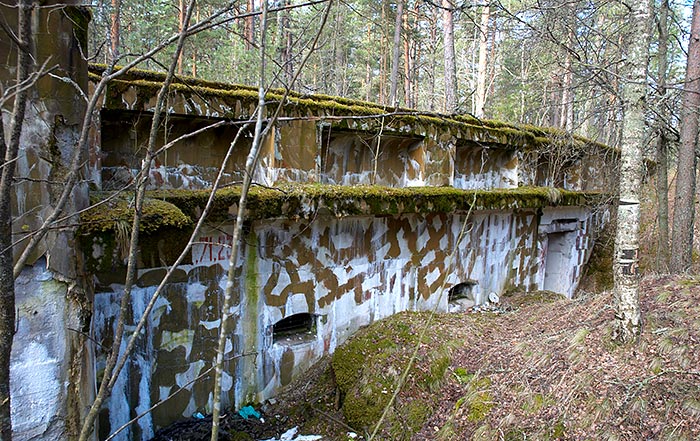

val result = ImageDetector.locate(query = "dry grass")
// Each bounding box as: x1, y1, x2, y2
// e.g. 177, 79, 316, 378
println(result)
414, 276, 700, 440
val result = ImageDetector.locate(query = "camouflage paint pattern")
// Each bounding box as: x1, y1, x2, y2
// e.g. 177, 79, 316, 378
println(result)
93, 205, 602, 438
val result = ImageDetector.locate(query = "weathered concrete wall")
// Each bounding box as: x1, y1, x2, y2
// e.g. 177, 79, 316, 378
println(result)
92, 205, 601, 438
12, 260, 90, 440
1, 3, 92, 440
454, 142, 518, 189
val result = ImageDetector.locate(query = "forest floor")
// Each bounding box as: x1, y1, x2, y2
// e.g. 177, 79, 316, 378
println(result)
151, 273, 700, 440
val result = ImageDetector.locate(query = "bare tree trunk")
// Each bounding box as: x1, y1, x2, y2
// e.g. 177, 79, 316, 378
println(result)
379, 1, 388, 104
613, 0, 651, 344
365, 23, 373, 101
442, 0, 456, 113
110, 0, 122, 59
389, 0, 403, 107
244, 0, 254, 50
655, 0, 670, 271
550, 72, 562, 127
428, 14, 437, 111
670, 0, 700, 273
413, 39, 420, 108
560, 44, 574, 131
333, 9, 344, 96
191, 5, 200, 77
474, 3, 490, 118
520, 45, 527, 122
280, 0, 293, 86
0, 119, 12, 441
402, 6, 414, 109
0, 1, 33, 438
78, 3, 197, 439
560, 3, 576, 132
178, 0, 185, 74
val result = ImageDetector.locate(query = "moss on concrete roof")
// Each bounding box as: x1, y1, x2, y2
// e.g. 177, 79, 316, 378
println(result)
81, 184, 605, 238
88, 64, 609, 153
79, 196, 192, 236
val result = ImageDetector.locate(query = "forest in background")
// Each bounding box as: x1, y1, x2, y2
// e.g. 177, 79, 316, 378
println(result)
90, 0, 690, 148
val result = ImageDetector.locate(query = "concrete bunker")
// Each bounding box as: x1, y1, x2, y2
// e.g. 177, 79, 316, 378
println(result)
320, 127, 425, 186
0, 12, 629, 441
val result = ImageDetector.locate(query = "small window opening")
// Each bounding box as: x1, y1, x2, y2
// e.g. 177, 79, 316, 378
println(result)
448, 280, 478, 302
273, 313, 315, 343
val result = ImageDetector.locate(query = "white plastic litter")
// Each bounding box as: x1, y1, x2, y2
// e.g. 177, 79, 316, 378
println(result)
260, 426, 323, 441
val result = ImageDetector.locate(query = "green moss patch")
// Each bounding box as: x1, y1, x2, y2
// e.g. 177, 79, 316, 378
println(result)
148, 184, 605, 223
79, 195, 193, 272
80, 195, 192, 236
330, 312, 456, 440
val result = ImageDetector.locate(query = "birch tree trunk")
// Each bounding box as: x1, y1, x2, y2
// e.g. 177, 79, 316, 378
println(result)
612, 0, 651, 343
442, 0, 456, 113
389, 0, 404, 107
474, 3, 490, 118
560, 45, 574, 131
670, 0, 700, 274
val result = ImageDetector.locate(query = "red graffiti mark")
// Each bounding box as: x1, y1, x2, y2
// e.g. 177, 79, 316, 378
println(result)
195, 234, 234, 264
